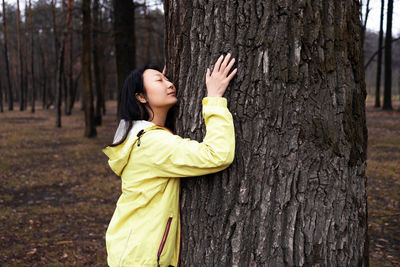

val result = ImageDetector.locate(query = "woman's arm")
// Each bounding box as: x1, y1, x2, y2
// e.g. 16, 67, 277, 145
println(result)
143, 96, 235, 178
143, 53, 237, 178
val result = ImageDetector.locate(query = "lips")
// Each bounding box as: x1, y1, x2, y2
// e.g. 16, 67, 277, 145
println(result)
168, 92, 176, 96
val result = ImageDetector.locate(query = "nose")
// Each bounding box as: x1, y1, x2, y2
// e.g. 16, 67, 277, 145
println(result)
166, 80, 174, 89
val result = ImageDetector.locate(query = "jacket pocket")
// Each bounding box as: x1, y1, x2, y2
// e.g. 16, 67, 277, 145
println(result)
157, 216, 173, 267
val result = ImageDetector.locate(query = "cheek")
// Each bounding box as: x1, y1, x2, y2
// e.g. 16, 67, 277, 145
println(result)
146, 87, 166, 106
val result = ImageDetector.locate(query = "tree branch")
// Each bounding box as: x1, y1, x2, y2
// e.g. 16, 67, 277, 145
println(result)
365, 37, 400, 69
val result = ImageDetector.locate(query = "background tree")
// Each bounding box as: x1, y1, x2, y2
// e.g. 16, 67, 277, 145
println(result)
375, 0, 385, 108
16, 0, 24, 110
383, 0, 393, 110
164, 0, 368, 265
112, 0, 135, 115
360, 0, 371, 45
29, 0, 36, 113
93, 0, 105, 125
2, 0, 13, 111
82, 0, 96, 137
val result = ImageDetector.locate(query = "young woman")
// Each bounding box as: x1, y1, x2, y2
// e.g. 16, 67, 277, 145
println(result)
103, 53, 237, 267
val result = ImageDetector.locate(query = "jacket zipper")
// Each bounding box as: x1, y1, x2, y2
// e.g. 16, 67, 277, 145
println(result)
177, 193, 182, 267
118, 228, 132, 267
157, 217, 173, 267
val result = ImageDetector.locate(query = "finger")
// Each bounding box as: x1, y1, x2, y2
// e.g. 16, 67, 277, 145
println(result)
220, 53, 231, 73
206, 68, 210, 81
213, 55, 224, 74
223, 57, 235, 76
225, 68, 238, 82
162, 65, 166, 75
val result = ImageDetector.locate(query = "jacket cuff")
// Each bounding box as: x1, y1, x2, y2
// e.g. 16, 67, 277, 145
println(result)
202, 97, 227, 107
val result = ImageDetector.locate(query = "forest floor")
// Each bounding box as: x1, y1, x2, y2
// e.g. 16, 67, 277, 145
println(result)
0, 100, 399, 266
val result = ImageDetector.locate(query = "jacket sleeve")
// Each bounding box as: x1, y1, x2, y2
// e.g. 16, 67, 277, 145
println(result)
143, 97, 235, 178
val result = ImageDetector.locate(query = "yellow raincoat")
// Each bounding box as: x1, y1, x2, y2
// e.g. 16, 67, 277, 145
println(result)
103, 97, 235, 266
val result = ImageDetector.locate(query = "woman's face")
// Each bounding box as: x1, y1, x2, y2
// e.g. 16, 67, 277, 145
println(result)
139, 69, 177, 110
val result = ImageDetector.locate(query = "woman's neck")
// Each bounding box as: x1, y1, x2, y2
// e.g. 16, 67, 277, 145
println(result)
147, 107, 168, 126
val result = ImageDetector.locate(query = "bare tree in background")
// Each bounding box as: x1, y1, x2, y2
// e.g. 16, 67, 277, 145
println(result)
113, 0, 135, 115
16, 0, 25, 110
82, 0, 96, 137
383, 0, 393, 110
165, 0, 368, 265
66, 0, 75, 115
29, 0, 36, 113
93, 0, 105, 125
2, 0, 13, 111
360, 0, 371, 45
375, 0, 385, 108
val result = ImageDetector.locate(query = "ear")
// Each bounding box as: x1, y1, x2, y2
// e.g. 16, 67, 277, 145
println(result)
135, 93, 147, 104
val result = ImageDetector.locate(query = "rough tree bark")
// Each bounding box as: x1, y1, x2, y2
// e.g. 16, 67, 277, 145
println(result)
82, 0, 96, 137
374, 0, 384, 108
383, 0, 393, 110
112, 0, 135, 116
164, 0, 368, 266
2, 0, 13, 111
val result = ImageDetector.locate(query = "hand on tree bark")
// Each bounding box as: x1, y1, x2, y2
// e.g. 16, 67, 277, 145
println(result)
162, 65, 166, 75
206, 53, 237, 97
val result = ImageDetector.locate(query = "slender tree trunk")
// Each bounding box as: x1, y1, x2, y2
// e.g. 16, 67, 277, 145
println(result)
23, 0, 29, 110
375, 0, 385, 108
66, 0, 74, 115
38, 34, 47, 109
113, 0, 135, 117
0, 62, 3, 112
361, 0, 370, 46
51, 0, 63, 126
29, 0, 35, 113
93, 0, 104, 125
383, 0, 393, 110
61, 0, 68, 115
16, 0, 24, 111
143, 0, 150, 63
82, 0, 96, 137
100, 13, 106, 115
165, 0, 368, 265
2, 0, 13, 111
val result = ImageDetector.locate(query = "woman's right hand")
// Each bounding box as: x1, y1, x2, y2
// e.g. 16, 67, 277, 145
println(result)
206, 53, 237, 97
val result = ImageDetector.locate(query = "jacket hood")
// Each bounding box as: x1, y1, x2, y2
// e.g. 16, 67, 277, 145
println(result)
103, 120, 155, 176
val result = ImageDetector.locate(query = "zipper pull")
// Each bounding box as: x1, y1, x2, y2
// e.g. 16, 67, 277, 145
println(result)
137, 129, 145, 147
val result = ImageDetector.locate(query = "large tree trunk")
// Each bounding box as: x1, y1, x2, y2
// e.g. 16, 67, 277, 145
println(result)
82, 0, 96, 138
375, 0, 384, 108
165, 0, 369, 266
2, 0, 13, 111
383, 0, 393, 110
112, 0, 135, 116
